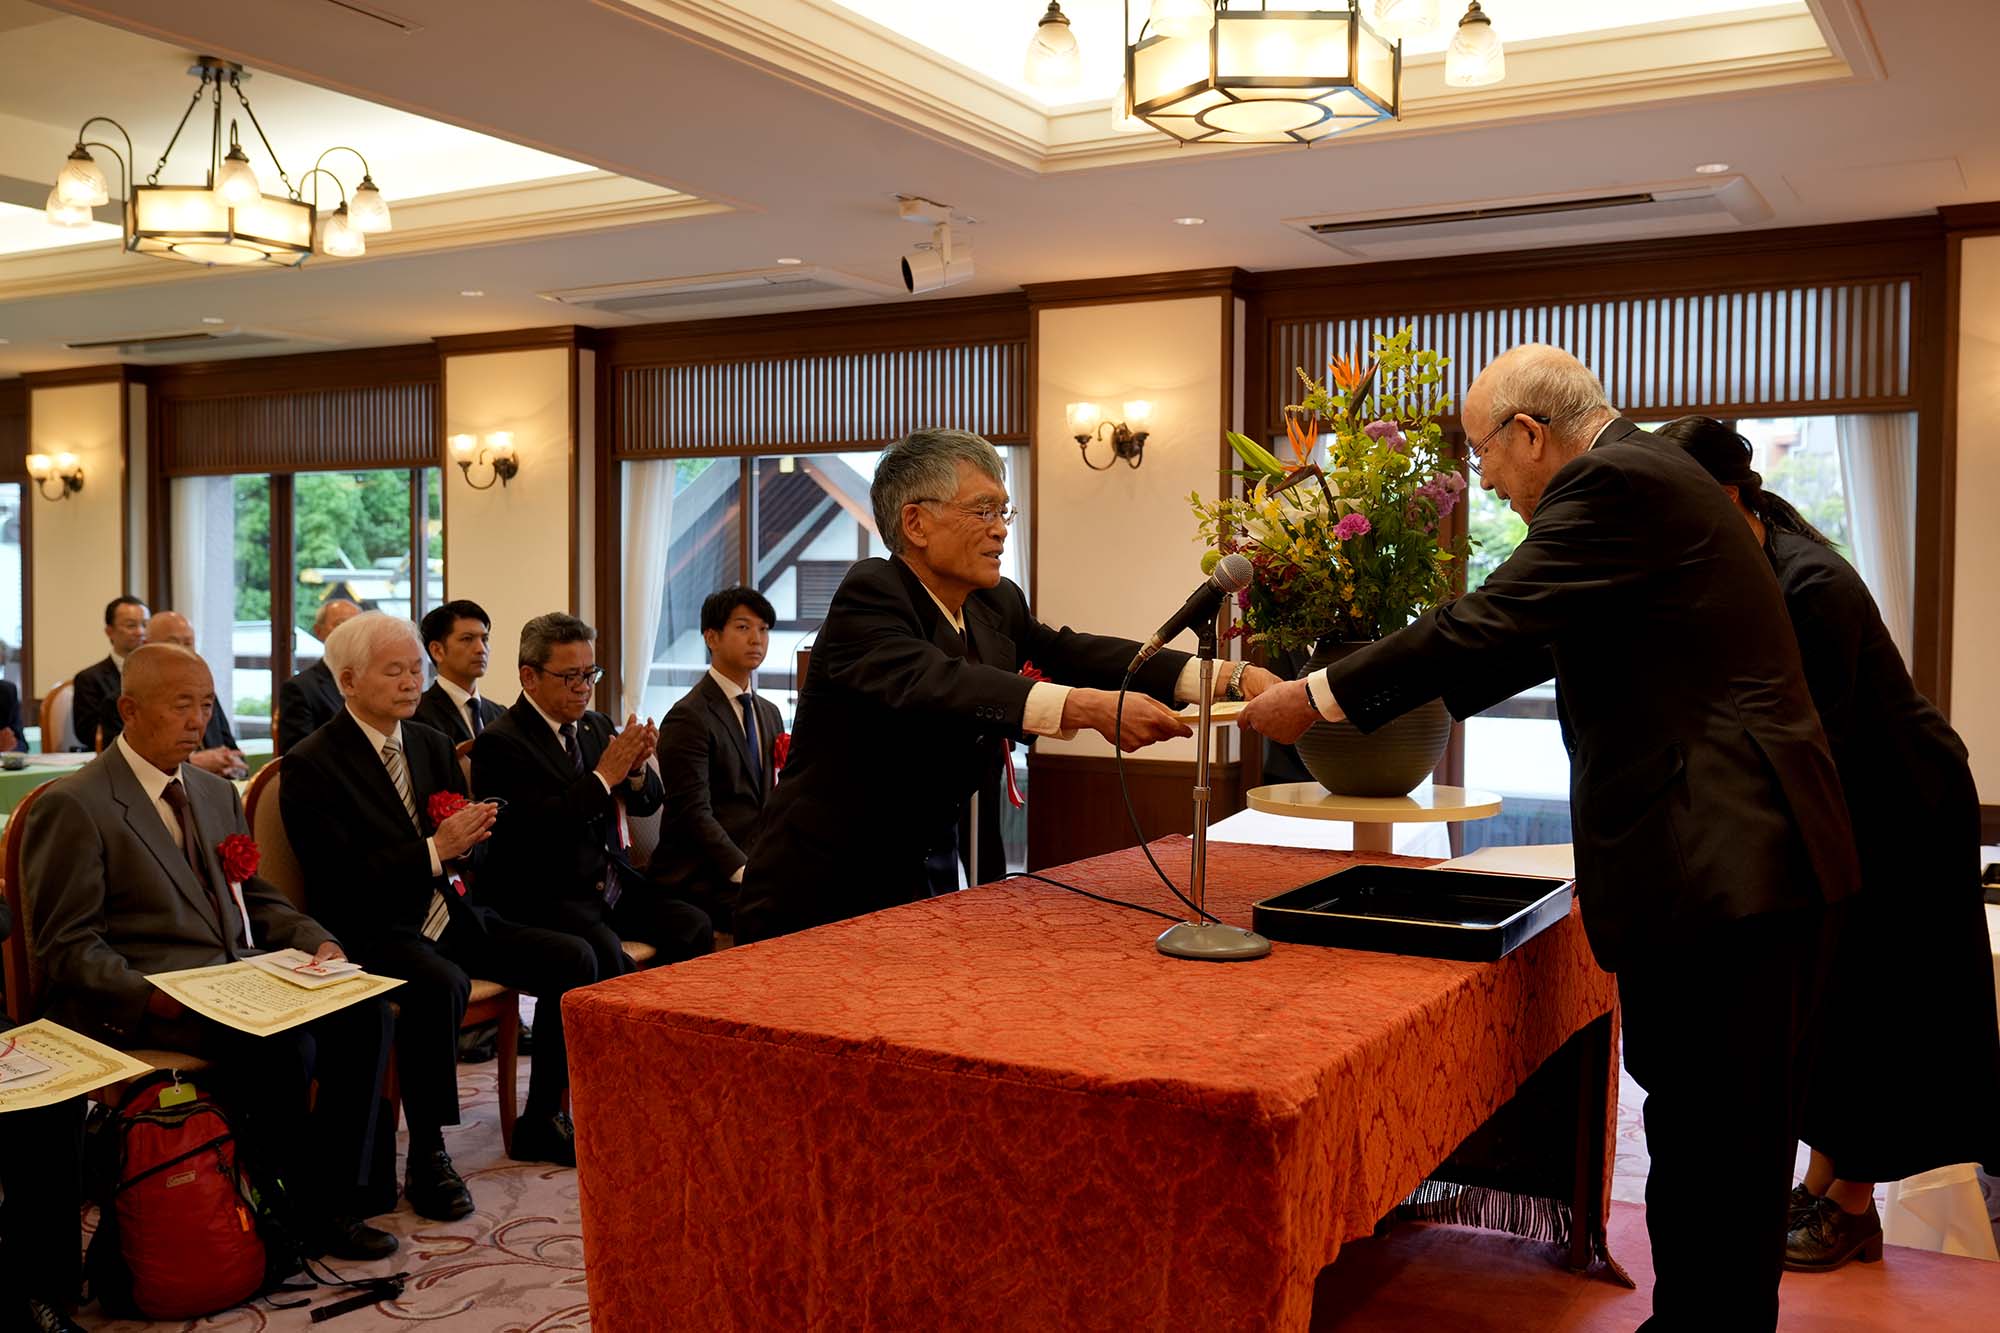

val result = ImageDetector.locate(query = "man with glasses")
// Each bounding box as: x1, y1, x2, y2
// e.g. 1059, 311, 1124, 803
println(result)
1239, 343, 1860, 1330
472, 613, 714, 983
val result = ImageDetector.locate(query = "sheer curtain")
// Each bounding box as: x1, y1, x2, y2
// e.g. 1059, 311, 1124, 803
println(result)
1833, 413, 1917, 664
171, 475, 238, 720
620, 459, 676, 718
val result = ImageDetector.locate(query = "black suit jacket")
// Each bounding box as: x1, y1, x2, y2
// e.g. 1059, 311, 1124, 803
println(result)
202, 703, 238, 752
470, 698, 665, 916
412, 681, 506, 746
653, 673, 784, 901
735, 556, 1191, 941
280, 710, 491, 945
70, 655, 121, 751
0, 679, 26, 751
276, 659, 344, 754
1324, 419, 1861, 971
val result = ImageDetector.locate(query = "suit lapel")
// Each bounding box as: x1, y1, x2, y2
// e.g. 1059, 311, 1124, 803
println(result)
696, 677, 752, 788
510, 698, 578, 782
104, 751, 225, 946
963, 599, 1016, 673
331, 711, 421, 832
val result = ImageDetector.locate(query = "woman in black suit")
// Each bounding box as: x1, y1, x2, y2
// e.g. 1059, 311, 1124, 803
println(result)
1664, 416, 2000, 1271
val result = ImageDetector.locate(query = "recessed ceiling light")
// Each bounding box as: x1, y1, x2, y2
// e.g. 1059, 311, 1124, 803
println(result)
775, 257, 804, 265
200, 316, 226, 325
1693, 162, 1731, 175
460, 289, 485, 297
1173, 216, 1205, 226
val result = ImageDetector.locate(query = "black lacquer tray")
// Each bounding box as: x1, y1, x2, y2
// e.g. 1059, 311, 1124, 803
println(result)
1251, 864, 1573, 962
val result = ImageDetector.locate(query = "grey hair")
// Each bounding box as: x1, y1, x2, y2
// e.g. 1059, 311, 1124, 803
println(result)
519, 611, 595, 669
322, 611, 424, 695
870, 428, 1005, 555
1484, 344, 1615, 444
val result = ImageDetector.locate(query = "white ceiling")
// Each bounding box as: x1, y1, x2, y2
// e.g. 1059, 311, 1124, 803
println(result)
1, 0, 1996, 376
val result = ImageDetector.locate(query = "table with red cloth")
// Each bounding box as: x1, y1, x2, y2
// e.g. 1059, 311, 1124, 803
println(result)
566, 841, 1621, 1331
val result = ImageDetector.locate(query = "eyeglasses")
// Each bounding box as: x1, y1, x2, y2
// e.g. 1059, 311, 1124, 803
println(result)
537, 665, 604, 690
1465, 412, 1551, 475
917, 497, 1018, 527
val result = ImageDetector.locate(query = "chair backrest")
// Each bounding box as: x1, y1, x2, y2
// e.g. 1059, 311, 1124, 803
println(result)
242, 759, 306, 912
625, 754, 664, 870
2, 781, 53, 1019
38, 679, 76, 754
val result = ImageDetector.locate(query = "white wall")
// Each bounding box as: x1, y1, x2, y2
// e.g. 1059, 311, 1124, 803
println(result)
1952, 234, 2000, 803
442, 347, 574, 707
28, 380, 125, 697
1034, 294, 1234, 762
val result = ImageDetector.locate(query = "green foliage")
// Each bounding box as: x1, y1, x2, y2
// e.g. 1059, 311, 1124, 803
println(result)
231, 470, 421, 632
1465, 487, 1527, 591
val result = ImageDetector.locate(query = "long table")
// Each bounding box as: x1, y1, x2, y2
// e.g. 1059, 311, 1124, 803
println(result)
566, 841, 1620, 1330
0, 744, 275, 816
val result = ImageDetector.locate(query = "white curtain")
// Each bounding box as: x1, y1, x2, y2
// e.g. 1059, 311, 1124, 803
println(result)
620, 459, 676, 719
1833, 413, 1917, 665
170, 475, 238, 719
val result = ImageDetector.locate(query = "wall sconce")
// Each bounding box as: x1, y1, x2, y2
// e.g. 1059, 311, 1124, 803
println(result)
449, 431, 519, 490
1068, 400, 1152, 470
25, 451, 85, 501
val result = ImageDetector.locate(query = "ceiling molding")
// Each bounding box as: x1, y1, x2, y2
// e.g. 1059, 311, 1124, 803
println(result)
1023, 267, 1249, 308
1938, 201, 2000, 233
435, 326, 587, 356
21, 362, 131, 387
142, 341, 437, 398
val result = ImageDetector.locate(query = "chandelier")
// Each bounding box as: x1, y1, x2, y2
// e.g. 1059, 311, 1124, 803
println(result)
45, 56, 391, 267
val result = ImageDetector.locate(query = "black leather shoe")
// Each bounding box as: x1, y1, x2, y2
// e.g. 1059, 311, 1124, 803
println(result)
509, 1110, 576, 1167
22, 1296, 84, 1333
304, 1215, 401, 1262
1787, 1183, 1818, 1231
405, 1146, 475, 1221
1785, 1195, 1884, 1271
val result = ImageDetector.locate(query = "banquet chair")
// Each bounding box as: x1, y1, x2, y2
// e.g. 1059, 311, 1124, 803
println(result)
243, 759, 524, 1150
36, 679, 77, 754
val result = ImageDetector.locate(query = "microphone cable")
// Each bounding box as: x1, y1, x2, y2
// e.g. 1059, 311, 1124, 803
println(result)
1114, 666, 1219, 924
1014, 870, 1184, 924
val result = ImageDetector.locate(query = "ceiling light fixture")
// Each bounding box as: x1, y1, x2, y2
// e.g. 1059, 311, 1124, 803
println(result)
1443, 2, 1506, 88
1694, 162, 1731, 175
1174, 216, 1205, 225
775, 257, 804, 265
1149, 0, 1216, 39
901, 218, 974, 293
1370, 0, 1437, 38
200, 316, 226, 324
1126, 2, 1406, 146
1025, 3, 1083, 90
43, 55, 389, 268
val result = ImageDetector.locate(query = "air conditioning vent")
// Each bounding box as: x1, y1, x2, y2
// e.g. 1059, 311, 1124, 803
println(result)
63, 328, 331, 359
1287, 179, 1773, 260
540, 266, 899, 322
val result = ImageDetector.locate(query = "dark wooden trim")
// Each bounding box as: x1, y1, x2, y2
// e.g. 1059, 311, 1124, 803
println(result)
143, 344, 436, 401
1910, 240, 1952, 707
598, 293, 1028, 369
271, 474, 296, 696
410, 465, 430, 626
0, 379, 26, 481
1022, 266, 1249, 309
568, 343, 581, 618
20, 364, 130, 388
1939, 202, 2000, 233
434, 326, 583, 356
144, 386, 169, 610
437, 356, 451, 605
1026, 750, 1244, 872
119, 372, 131, 600
1026, 305, 1040, 611
593, 348, 621, 715
1981, 804, 2000, 845
17, 469, 31, 706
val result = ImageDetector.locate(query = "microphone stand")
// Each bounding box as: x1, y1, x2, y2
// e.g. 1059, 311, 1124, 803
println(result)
1156, 613, 1271, 962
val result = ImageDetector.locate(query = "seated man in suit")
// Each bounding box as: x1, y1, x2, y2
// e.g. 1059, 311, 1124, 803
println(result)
277, 597, 361, 753
283, 613, 596, 1191
142, 610, 248, 778
414, 599, 505, 743
473, 613, 713, 979
24, 644, 397, 1261
0, 641, 25, 752
652, 586, 783, 931
69, 594, 148, 751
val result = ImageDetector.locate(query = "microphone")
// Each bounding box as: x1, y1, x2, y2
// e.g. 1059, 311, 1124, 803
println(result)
1128, 553, 1254, 672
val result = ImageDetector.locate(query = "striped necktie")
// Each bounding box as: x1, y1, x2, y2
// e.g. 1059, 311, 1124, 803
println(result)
381, 738, 419, 829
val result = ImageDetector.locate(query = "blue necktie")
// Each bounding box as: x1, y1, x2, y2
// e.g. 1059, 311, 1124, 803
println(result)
739, 694, 762, 789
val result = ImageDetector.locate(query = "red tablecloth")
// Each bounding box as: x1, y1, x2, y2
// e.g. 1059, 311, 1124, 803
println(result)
567, 841, 1619, 1331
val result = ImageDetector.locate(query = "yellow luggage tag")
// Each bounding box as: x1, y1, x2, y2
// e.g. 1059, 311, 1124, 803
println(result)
158, 1071, 197, 1108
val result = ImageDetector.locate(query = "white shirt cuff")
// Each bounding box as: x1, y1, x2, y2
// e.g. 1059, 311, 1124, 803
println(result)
594, 772, 612, 795
1022, 681, 1075, 739
426, 837, 443, 878
730, 865, 745, 885
1174, 658, 1240, 705
1307, 667, 1344, 721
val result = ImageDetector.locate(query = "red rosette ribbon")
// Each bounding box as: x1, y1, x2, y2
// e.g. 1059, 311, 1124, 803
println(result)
1018, 661, 1048, 683
772, 732, 791, 774
427, 790, 470, 825
217, 833, 260, 885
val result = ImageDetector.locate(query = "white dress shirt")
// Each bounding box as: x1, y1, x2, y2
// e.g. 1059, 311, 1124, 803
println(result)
347, 707, 445, 877
435, 675, 485, 737
707, 666, 759, 884
114, 733, 254, 948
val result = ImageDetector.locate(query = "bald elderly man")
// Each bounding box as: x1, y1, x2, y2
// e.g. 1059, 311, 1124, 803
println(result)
25, 644, 396, 1261
143, 610, 248, 778
1240, 344, 1861, 1329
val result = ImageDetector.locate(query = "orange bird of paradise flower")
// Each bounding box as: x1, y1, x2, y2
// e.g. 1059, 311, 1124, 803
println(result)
1327, 354, 1366, 392
1283, 409, 1319, 464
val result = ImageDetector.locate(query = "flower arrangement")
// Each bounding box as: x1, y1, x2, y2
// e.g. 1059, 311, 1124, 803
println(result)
1190, 327, 1468, 653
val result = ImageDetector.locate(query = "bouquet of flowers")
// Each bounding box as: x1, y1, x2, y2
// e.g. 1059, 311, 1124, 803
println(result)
1190, 327, 1468, 654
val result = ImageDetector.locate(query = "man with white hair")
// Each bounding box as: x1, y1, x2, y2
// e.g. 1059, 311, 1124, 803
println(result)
281, 613, 599, 1203
1240, 343, 1862, 1329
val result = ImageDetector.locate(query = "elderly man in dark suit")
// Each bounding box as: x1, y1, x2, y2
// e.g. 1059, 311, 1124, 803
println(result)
472, 613, 713, 980
24, 644, 396, 1261
68, 594, 147, 751
413, 599, 506, 743
1240, 344, 1862, 1330
651, 586, 784, 931
276, 597, 361, 753
143, 610, 248, 778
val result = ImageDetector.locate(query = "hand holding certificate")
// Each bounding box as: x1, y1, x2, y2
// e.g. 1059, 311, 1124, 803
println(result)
146, 960, 403, 1037
246, 947, 367, 990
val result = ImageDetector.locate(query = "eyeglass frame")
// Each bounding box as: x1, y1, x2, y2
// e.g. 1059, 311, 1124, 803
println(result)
1464, 412, 1552, 475
913, 496, 1019, 527
532, 664, 605, 690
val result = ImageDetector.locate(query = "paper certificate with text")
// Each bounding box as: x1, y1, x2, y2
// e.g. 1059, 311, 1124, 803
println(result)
146, 961, 404, 1037
0, 1020, 154, 1112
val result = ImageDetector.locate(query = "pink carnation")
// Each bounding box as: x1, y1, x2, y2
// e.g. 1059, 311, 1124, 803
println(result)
1363, 419, 1407, 452
1333, 512, 1372, 541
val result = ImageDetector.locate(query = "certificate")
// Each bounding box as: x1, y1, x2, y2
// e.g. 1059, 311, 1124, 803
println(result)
0, 1020, 154, 1113
146, 961, 404, 1037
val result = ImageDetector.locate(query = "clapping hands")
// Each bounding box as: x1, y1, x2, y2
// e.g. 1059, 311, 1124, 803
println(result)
594, 713, 658, 786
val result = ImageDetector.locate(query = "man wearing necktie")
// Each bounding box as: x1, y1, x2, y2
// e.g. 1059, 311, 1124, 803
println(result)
474, 613, 715, 982
415, 600, 507, 744
654, 587, 785, 933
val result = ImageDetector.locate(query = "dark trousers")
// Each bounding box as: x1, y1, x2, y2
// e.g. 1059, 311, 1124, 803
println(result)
141, 996, 393, 1211
0, 1094, 85, 1307
350, 918, 598, 1132
533, 884, 713, 981
1620, 904, 1835, 1330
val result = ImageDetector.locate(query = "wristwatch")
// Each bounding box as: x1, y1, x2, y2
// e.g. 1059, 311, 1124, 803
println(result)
1225, 660, 1252, 701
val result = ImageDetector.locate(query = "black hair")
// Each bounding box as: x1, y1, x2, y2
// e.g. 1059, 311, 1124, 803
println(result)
700, 586, 776, 636
104, 596, 146, 625
420, 599, 491, 651
1655, 416, 1835, 549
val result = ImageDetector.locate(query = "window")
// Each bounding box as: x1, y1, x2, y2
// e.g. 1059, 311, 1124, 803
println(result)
293, 469, 442, 670
0, 482, 22, 695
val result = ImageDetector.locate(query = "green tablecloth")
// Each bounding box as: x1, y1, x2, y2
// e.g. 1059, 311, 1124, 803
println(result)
0, 746, 275, 816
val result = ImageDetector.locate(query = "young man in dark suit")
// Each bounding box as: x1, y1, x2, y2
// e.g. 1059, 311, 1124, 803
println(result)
415, 599, 506, 744
472, 613, 713, 980
68, 594, 147, 750
1240, 344, 1863, 1331
25, 644, 397, 1261
276, 597, 361, 753
282, 613, 598, 1196
652, 586, 783, 931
